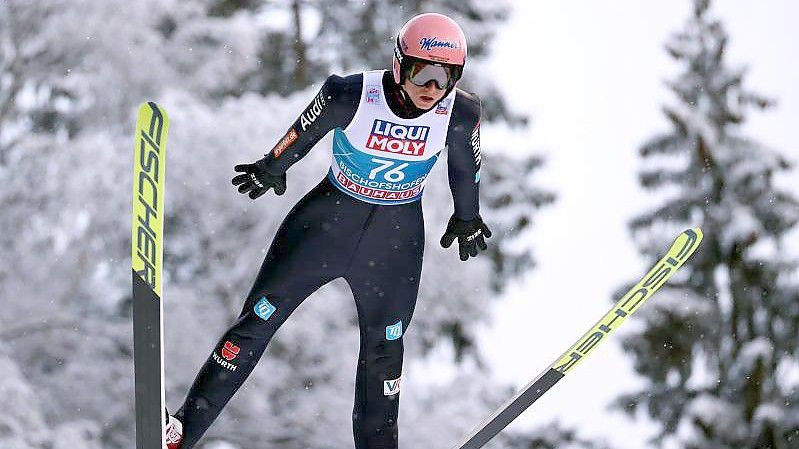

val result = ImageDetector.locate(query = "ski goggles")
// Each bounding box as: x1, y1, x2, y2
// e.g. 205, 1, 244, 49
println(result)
406, 61, 460, 90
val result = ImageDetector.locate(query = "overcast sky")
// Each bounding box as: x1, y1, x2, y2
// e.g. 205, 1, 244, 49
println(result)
480, 2, 799, 448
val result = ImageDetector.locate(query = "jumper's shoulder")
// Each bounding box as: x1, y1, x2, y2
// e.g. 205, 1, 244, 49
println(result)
452, 88, 481, 121
323, 73, 364, 97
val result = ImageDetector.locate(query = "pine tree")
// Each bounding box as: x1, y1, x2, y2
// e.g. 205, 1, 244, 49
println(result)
616, 1, 799, 447
0, 0, 87, 164
159, 0, 550, 296
190, 0, 554, 334
239, 0, 526, 124
0, 1, 555, 447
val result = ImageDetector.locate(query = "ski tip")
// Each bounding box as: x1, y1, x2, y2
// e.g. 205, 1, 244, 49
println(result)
139, 101, 169, 121
667, 227, 703, 263
684, 226, 703, 243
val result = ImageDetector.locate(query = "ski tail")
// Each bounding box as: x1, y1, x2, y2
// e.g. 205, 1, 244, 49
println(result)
453, 227, 703, 449
132, 102, 170, 449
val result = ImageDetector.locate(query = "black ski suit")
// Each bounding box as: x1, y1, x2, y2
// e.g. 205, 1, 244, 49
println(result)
175, 70, 483, 449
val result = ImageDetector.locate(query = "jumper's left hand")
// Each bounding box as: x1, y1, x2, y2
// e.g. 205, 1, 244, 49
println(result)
440, 214, 492, 261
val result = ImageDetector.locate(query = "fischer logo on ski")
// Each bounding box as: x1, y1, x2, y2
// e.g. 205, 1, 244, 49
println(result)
132, 102, 168, 295
132, 102, 170, 449
554, 229, 701, 374
451, 228, 703, 449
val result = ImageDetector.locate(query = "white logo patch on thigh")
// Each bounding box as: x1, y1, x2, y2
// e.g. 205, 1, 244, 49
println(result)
384, 376, 402, 396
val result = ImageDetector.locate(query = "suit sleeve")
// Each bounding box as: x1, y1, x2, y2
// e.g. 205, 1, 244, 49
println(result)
259, 74, 362, 175
445, 91, 482, 220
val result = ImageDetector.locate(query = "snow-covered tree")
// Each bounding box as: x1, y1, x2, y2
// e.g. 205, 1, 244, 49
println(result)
0, 1, 554, 448
168, 0, 547, 300
615, 1, 799, 448
0, 342, 50, 449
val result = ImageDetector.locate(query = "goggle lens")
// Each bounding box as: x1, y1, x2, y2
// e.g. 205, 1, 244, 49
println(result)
407, 62, 453, 90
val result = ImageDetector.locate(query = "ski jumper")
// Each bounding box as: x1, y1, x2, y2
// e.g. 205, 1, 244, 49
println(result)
175, 70, 482, 449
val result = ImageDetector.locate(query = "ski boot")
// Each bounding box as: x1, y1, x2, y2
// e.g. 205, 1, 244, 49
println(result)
165, 412, 183, 449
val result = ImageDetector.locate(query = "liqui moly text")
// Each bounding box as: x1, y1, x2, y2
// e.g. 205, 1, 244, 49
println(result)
366, 120, 429, 156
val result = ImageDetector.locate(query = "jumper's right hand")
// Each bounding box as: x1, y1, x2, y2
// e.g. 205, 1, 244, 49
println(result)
232, 159, 287, 199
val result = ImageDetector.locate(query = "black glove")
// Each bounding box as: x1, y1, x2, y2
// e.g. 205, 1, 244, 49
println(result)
231, 159, 287, 199
440, 214, 492, 261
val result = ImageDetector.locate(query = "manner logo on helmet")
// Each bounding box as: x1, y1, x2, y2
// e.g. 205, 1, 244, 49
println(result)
386, 321, 403, 341
366, 119, 429, 156
254, 296, 277, 321
384, 376, 402, 396
419, 36, 459, 51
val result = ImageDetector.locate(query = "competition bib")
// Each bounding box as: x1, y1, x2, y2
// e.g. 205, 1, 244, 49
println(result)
327, 70, 456, 205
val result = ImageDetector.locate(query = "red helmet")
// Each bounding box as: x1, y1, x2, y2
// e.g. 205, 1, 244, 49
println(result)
392, 13, 467, 88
